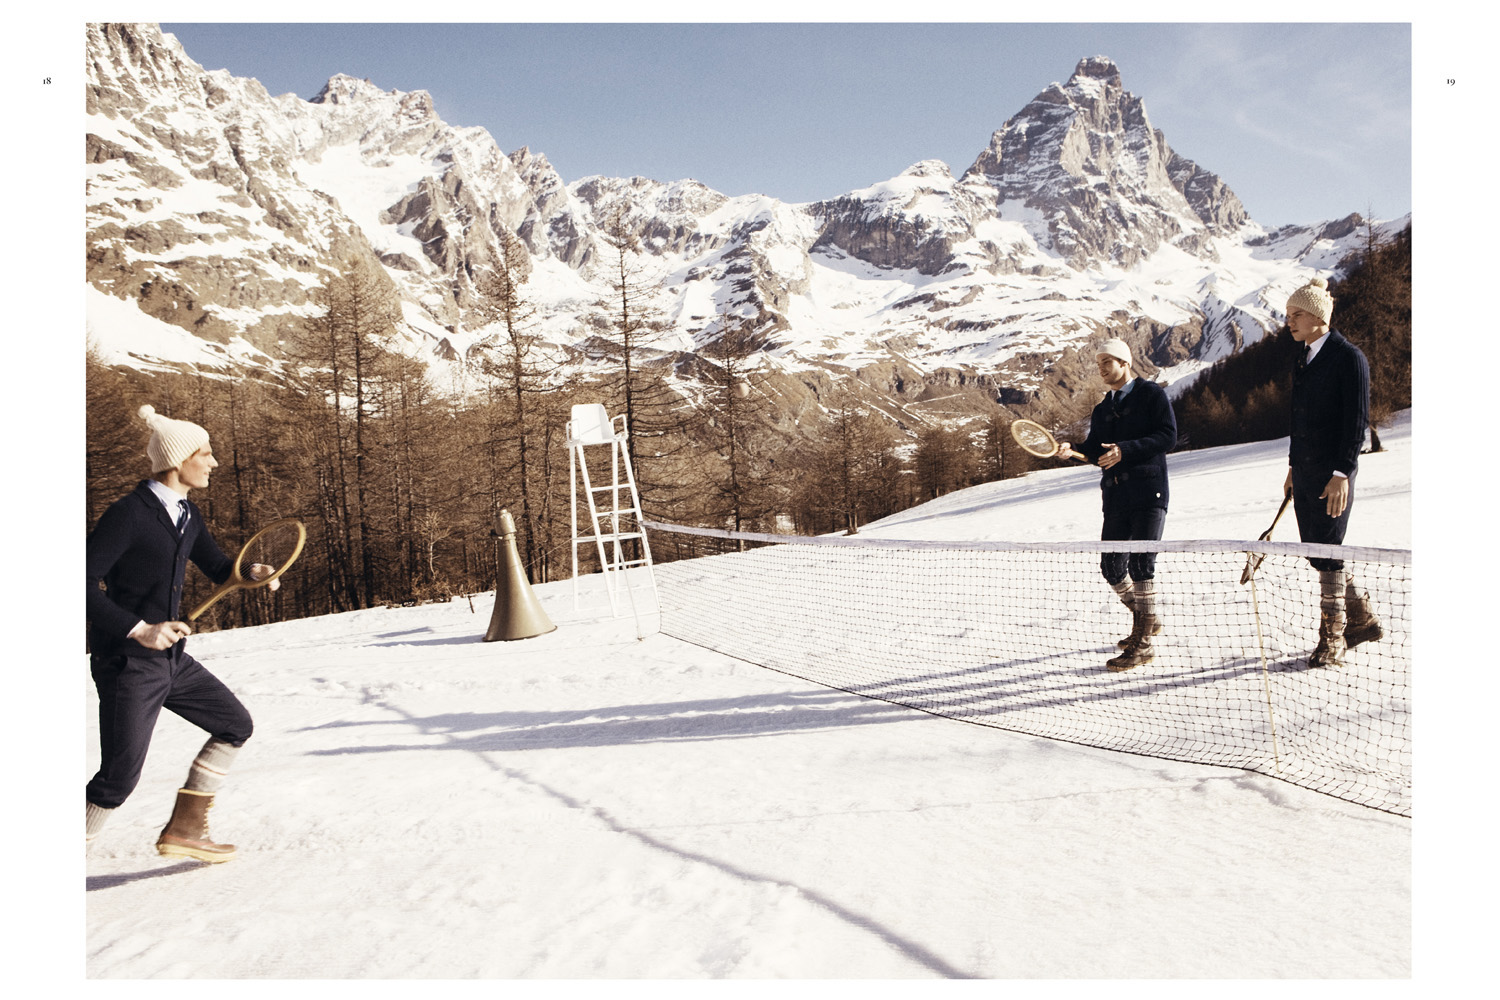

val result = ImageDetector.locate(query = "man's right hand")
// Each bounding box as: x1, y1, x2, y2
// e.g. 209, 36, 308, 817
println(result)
129, 620, 191, 650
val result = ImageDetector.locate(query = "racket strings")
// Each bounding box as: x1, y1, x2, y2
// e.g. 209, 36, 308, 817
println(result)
238, 523, 303, 578
1010, 420, 1058, 457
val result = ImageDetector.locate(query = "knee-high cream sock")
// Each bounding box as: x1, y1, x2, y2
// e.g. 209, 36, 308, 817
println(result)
86, 800, 113, 843
184, 738, 240, 795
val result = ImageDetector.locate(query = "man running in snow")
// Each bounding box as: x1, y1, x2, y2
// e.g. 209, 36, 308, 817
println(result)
85, 405, 276, 862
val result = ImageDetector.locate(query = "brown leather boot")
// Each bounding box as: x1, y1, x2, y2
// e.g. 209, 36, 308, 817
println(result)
1310, 570, 1348, 669
1310, 612, 1348, 668
156, 789, 237, 863
1111, 579, 1163, 649
1107, 631, 1155, 671
1343, 576, 1384, 649
1107, 582, 1158, 671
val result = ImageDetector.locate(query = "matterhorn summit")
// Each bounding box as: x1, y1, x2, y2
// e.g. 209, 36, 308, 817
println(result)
960, 56, 1247, 270
85, 25, 1404, 423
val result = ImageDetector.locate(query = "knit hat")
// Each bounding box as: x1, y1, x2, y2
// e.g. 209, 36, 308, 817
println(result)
1096, 338, 1132, 366
138, 405, 210, 473
1286, 277, 1334, 326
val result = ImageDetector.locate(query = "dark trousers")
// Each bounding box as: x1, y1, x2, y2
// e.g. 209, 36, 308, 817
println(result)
1100, 506, 1167, 585
87, 648, 253, 809
1291, 464, 1355, 572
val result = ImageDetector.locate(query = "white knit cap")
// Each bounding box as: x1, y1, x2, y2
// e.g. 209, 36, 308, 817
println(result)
1096, 338, 1132, 366
1286, 276, 1334, 326
138, 405, 210, 473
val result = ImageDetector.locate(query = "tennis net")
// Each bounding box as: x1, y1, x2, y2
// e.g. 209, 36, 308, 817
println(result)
644, 522, 1412, 816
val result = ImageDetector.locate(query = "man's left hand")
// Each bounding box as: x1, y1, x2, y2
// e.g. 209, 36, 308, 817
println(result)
1098, 443, 1122, 469
1320, 476, 1349, 518
249, 563, 281, 591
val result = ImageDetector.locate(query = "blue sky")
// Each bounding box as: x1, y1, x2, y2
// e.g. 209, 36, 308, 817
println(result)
161, 21, 1410, 229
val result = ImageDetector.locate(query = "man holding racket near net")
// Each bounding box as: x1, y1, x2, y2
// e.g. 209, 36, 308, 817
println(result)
1283, 277, 1383, 668
1056, 338, 1178, 671
85, 405, 277, 862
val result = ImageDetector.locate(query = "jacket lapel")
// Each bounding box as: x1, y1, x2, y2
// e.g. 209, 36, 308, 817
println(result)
1306, 331, 1344, 368
133, 480, 184, 543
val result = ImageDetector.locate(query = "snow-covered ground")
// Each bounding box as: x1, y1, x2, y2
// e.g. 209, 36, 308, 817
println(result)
73, 414, 1419, 982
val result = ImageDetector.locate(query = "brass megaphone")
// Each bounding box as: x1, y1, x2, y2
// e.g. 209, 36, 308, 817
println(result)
484, 509, 557, 641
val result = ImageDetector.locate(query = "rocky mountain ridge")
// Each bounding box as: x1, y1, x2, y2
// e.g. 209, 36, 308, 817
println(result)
85, 22, 1404, 430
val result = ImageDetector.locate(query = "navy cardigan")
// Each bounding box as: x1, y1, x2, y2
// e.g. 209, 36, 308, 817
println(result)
86, 481, 233, 659
1290, 330, 1369, 478
1076, 378, 1178, 513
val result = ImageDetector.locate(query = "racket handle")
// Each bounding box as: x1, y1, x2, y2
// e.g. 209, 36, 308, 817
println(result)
1264, 491, 1294, 537
187, 579, 237, 621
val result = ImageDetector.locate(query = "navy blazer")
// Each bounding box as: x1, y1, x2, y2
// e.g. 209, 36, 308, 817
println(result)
1076, 378, 1178, 513
1290, 330, 1369, 478
86, 481, 233, 659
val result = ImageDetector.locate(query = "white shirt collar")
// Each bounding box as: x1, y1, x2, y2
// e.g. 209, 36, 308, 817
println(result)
145, 479, 188, 524
1304, 332, 1331, 362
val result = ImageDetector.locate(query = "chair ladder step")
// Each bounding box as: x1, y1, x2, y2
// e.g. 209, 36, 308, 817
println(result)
587, 530, 643, 542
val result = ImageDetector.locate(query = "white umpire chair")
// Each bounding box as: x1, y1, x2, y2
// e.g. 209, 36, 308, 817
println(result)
566, 404, 658, 631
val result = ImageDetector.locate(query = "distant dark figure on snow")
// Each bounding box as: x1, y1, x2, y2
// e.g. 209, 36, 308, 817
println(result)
1057, 338, 1178, 671
1282, 277, 1384, 668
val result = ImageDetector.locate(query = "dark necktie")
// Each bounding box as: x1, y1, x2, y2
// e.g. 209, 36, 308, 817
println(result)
177, 500, 189, 535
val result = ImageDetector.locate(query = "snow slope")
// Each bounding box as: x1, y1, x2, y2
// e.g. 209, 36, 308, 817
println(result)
80, 417, 1412, 980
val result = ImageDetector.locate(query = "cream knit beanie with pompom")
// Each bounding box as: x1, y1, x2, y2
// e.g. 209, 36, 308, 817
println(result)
1095, 337, 1132, 367
1286, 277, 1335, 327
138, 405, 210, 473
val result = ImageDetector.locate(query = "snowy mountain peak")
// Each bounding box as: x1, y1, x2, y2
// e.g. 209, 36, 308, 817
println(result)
1070, 55, 1123, 87
88, 23, 208, 119
311, 73, 398, 106
85, 25, 1398, 429
959, 54, 1245, 271
899, 159, 955, 180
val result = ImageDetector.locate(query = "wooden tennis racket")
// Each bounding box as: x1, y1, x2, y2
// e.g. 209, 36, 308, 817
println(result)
188, 517, 307, 620
1240, 491, 1292, 585
1009, 419, 1088, 461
